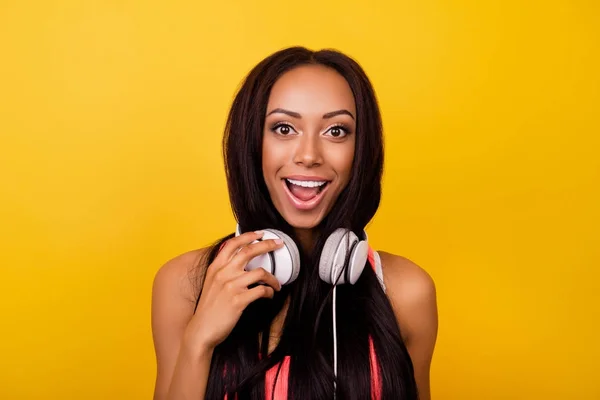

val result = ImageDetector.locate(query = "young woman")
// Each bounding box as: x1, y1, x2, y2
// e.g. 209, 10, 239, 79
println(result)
151, 46, 438, 400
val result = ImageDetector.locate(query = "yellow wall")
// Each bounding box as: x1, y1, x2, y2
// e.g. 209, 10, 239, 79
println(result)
1, 1, 598, 399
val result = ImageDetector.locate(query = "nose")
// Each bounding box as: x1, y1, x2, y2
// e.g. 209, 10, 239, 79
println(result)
293, 132, 323, 167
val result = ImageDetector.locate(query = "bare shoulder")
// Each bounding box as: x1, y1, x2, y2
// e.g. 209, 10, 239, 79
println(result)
378, 251, 438, 399
151, 247, 211, 399
152, 248, 209, 305
377, 251, 438, 345
377, 252, 437, 307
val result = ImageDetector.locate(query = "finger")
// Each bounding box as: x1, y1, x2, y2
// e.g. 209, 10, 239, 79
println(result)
214, 231, 265, 265
231, 267, 282, 292
234, 284, 275, 309
227, 238, 284, 271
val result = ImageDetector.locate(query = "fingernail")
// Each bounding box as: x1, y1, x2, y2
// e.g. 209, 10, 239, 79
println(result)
254, 230, 264, 235
274, 238, 283, 244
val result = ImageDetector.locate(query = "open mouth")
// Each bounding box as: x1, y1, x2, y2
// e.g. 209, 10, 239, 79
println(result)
285, 178, 328, 199
282, 178, 331, 210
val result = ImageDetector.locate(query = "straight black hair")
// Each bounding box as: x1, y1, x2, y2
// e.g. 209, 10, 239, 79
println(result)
195, 46, 418, 400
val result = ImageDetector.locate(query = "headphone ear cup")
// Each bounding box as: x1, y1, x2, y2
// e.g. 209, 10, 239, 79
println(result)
319, 229, 354, 285
263, 228, 300, 285
347, 240, 368, 284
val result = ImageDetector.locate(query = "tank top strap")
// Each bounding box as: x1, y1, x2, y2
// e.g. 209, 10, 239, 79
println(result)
367, 247, 386, 292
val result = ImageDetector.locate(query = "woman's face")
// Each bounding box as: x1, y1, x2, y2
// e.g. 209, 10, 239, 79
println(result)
262, 64, 356, 230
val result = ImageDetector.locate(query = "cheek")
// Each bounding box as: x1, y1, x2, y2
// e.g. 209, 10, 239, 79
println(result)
262, 135, 284, 184
332, 143, 355, 184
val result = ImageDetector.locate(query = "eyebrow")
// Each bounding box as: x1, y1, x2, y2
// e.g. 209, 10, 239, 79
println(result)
266, 108, 355, 120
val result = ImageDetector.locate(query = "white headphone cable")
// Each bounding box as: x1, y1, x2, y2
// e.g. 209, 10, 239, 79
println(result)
333, 284, 338, 399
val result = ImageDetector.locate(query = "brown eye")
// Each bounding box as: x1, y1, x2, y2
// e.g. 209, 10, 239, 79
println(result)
272, 123, 294, 135
330, 127, 343, 137
325, 125, 349, 138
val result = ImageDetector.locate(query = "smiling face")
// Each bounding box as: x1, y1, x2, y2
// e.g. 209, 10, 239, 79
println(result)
262, 64, 357, 231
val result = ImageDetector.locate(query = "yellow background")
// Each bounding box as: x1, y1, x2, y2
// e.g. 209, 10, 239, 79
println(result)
1, 1, 598, 399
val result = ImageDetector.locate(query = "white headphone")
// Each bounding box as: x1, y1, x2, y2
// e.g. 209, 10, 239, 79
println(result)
235, 224, 386, 396
235, 224, 374, 286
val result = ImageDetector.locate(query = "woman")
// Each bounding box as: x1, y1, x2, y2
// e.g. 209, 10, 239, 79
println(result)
152, 46, 438, 400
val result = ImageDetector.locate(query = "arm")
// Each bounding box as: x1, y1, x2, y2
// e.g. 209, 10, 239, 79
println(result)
379, 252, 438, 400
151, 235, 283, 400
151, 250, 210, 400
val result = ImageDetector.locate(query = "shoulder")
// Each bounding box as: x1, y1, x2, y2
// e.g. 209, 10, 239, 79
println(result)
377, 251, 438, 346
151, 247, 211, 398
377, 251, 438, 399
152, 248, 209, 306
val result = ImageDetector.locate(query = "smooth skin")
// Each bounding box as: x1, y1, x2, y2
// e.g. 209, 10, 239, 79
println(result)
152, 65, 438, 400
153, 232, 284, 400
262, 65, 356, 246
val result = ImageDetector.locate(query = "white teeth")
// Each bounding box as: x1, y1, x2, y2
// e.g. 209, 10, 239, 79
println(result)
286, 179, 327, 188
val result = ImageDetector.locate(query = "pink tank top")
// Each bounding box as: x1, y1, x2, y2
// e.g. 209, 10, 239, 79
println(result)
224, 248, 383, 399
261, 335, 382, 400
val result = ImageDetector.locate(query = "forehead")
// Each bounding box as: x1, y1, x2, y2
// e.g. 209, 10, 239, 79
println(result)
267, 65, 356, 116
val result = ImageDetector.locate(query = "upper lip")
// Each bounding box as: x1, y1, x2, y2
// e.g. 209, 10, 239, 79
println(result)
283, 175, 331, 181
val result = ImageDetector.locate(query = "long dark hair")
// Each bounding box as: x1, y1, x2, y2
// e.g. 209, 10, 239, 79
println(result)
195, 46, 418, 399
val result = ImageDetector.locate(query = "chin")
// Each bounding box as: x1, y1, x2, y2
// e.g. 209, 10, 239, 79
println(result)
279, 198, 340, 232
280, 212, 324, 230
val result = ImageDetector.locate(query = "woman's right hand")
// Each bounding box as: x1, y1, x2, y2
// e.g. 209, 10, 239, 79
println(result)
183, 231, 284, 353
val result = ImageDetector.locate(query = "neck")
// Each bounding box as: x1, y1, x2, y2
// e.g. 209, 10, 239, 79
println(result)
294, 228, 319, 254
